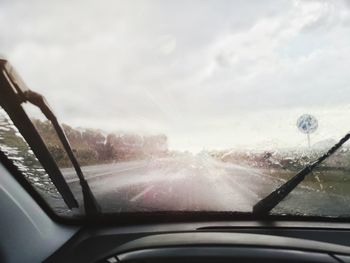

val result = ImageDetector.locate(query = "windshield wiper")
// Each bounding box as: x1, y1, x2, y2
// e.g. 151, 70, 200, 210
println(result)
0, 58, 100, 216
24, 90, 101, 216
253, 131, 350, 215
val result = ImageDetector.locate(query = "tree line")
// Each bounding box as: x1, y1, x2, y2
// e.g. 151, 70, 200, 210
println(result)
32, 119, 168, 167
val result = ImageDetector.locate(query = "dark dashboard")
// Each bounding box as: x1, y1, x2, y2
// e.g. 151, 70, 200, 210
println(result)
45, 221, 350, 263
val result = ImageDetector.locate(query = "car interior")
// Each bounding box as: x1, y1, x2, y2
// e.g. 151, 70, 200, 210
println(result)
2, 1, 350, 262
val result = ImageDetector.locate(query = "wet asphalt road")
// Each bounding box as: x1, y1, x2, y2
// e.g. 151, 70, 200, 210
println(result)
62, 155, 350, 216
63, 155, 282, 213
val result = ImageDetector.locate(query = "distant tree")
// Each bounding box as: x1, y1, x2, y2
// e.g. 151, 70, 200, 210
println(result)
14, 118, 170, 166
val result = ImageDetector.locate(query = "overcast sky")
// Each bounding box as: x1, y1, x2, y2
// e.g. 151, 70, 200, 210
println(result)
1, 0, 350, 151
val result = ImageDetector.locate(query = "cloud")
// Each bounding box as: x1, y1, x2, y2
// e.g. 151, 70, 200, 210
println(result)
1, 0, 350, 151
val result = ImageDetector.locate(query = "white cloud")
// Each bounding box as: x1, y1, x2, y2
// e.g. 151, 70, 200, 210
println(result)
1, 0, 350, 151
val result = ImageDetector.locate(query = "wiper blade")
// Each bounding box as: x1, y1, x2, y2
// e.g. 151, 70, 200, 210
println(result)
24, 90, 101, 216
1, 59, 78, 209
253, 131, 350, 215
0, 58, 100, 216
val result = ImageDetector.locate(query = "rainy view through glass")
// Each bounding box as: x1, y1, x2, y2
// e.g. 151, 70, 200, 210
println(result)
2, 0, 350, 218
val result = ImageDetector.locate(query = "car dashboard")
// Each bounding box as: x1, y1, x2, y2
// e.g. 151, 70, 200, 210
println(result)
45, 221, 350, 263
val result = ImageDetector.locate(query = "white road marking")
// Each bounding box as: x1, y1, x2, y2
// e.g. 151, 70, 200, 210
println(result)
130, 185, 154, 202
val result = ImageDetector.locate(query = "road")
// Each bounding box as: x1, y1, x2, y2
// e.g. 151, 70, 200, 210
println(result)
62, 155, 350, 216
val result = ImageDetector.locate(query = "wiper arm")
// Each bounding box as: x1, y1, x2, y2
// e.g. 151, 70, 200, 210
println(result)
253, 131, 350, 215
1, 60, 77, 209
24, 90, 101, 216
0, 57, 100, 216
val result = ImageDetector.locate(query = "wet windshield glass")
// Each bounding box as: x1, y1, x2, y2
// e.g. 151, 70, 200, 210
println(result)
1, 0, 350, 217
0, 107, 71, 215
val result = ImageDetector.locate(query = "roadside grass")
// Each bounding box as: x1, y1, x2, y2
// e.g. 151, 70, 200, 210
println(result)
265, 168, 350, 196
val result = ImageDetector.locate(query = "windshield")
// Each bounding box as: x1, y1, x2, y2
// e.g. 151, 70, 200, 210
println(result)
1, 0, 350, 218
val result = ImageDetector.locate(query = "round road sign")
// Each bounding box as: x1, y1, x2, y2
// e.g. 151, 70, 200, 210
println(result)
297, 114, 318, 134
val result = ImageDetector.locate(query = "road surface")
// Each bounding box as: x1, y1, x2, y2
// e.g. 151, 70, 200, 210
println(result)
61, 154, 350, 216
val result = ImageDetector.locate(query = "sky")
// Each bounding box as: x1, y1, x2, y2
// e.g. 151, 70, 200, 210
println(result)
1, 0, 350, 152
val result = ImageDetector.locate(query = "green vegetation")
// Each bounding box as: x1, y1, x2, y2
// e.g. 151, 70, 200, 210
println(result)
211, 147, 350, 172
31, 119, 169, 167
211, 147, 350, 195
